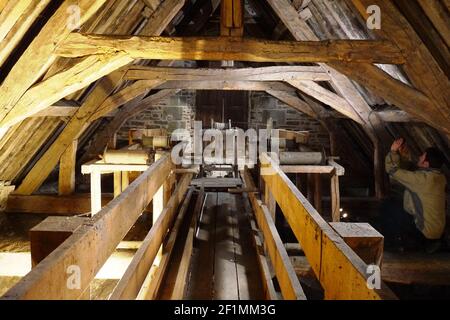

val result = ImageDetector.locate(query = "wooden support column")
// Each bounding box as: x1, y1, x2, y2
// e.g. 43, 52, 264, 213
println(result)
221, 0, 244, 37
90, 170, 101, 215
58, 139, 77, 195
330, 173, 340, 222
113, 172, 122, 198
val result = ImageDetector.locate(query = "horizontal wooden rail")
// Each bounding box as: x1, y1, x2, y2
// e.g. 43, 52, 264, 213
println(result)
110, 173, 193, 300
1, 155, 173, 300
241, 168, 306, 300
260, 153, 396, 300
57, 34, 406, 65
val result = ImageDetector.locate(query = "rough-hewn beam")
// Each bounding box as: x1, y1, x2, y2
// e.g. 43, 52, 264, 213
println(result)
58, 139, 77, 195
124, 66, 331, 81
57, 33, 406, 64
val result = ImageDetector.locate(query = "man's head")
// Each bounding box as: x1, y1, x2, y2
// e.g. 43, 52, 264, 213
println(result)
417, 147, 445, 169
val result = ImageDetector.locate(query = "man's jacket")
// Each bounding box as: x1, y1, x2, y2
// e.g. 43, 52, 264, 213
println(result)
385, 151, 446, 239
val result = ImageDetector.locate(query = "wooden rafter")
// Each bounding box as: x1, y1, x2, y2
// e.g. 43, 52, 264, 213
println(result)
0, 0, 108, 127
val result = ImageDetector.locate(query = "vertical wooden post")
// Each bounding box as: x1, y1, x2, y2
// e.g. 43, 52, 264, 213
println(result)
90, 170, 101, 215
58, 140, 78, 195
220, 0, 244, 36
331, 173, 340, 222
314, 174, 322, 215
113, 171, 122, 198
153, 153, 164, 266
121, 171, 129, 190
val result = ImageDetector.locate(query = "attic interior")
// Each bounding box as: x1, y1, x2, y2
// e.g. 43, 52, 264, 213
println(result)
0, 0, 449, 301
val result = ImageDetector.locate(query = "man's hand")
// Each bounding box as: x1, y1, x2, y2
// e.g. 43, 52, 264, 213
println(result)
391, 138, 404, 152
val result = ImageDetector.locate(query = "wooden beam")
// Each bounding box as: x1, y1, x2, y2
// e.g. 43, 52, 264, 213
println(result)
58, 139, 78, 195
110, 173, 193, 300
140, 0, 185, 36
33, 106, 79, 118
6, 193, 113, 216
0, 0, 108, 127
57, 33, 406, 64
221, 0, 244, 37
0, 54, 133, 127
350, 0, 450, 134
417, 0, 450, 48
260, 153, 396, 300
2, 155, 172, 299
241, 168, 306, 300
124, 66, 331, 81
158, 80, 296, 92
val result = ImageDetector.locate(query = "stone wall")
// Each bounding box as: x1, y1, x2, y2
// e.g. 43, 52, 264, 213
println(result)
117, 90, 196, 141
118, 90, 329, 151
248, 92, 330, 150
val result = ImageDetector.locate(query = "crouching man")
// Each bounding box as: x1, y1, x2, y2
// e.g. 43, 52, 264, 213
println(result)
380, 138, 446, 253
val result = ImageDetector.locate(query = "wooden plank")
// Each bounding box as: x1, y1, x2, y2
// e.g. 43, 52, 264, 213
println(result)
140, 0, 185, 36
58, 139, 78, 195
260, 153, 396, 300
124, 66, 331, 81
242, 169, 306, 300
280, 165, 334, 174
0, 0, 108, 126
57, 34, 406, 64
34, 106, 79, 118
109, 173, 192, 300
330, 173, 340, 222
2, 155, 172, 299
90, 170, 102, 215
5, 194, 114, 215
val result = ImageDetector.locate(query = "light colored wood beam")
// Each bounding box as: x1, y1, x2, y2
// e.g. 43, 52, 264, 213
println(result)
157, 80, 296, 91
56, 33, 406, 64
125, 65, 331, 81
58, 139, 78, 196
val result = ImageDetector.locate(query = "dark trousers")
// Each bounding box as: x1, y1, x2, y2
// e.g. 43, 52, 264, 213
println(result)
378, 197, 426, 248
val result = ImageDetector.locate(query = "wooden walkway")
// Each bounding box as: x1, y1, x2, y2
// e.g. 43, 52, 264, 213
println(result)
183, 192, 264, 300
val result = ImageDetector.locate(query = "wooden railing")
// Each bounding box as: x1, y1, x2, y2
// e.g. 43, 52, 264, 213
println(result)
258, 153, 396, 300
1, 155, 176, 300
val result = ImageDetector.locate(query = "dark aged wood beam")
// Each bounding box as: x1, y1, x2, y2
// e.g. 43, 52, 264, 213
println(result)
56, 33, 406, 64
